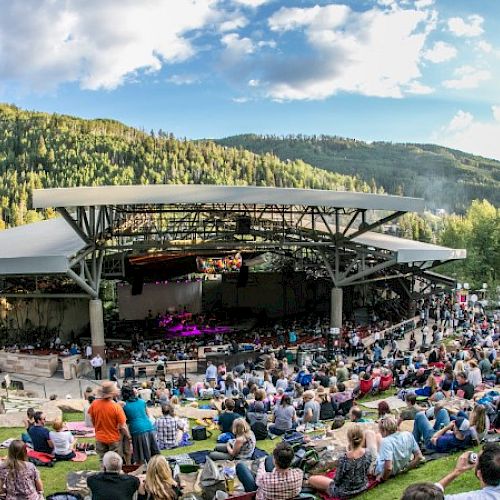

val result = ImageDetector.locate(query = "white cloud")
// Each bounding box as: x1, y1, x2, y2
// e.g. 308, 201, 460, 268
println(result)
435, 108, 500, 160
0, 0, 220, 90
405, 80, 434, 94
232, 0, 271, 7
447, 110, 474, 131
415, 0, 434, 8
476, 40, 493, 54
232, 96, 250, 103
269, 5, 349, 32
221, 33, 255, 55
423, 41, 457, 63
167, 74, 200, 85
448, 15, 484, 38
443, 65, 491, 89
219, 16, 248, 33
263, 4, 435, 100
492, 105, 500, 122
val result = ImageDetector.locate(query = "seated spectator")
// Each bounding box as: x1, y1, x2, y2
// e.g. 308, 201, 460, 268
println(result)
467, 360, 483, 388
435, 443, 500, 499
218, 398, 240, 434
28, 411, 54, 455
49, 420, 76, 461
401, 483, 444, 500
301, 390, 320, 426
137, 454, 181, 500
236, 442, 303, 499
155, 404, 181, 450
309, 425, 372, 498
138, 382, 153, 403
377, 401, 391, 420
0, 440, 44, 500
209, 418, 256, 461
332, 383, 353, 405
455, 371, 475, 400
336, 362, 349, 383
269, 395, 296, 436
317, 387, 336, 421
87, 451, 140, 500
414, 375, 438, 398
469, 404, 489, 444
398, 394, 420, 424
365, 416, 423, 480
414, 414, 473, 453
247, 401, 269, 441
350, 406, 371, 423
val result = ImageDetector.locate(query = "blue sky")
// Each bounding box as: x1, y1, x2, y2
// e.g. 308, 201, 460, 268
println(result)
0, 0, 499, 158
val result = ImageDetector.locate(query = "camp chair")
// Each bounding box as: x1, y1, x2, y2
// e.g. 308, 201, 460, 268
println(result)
378, 374, 393, 392
358, 378, 374, 397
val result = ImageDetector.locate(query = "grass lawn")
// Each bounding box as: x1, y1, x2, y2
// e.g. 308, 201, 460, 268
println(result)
0, 411, 482, 498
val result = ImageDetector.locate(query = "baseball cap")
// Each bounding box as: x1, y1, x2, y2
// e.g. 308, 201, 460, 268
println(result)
455, 417, 470, 432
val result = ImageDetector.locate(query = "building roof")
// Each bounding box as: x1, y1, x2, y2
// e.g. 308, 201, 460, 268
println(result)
33, 184, 425, 212
350, 230, 467, 263
0, 218, 86, 275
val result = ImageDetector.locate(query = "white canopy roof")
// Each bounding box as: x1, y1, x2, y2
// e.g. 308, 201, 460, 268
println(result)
0, 218, 86, 274
33, 185, 425, 212
351, 231, 467, 263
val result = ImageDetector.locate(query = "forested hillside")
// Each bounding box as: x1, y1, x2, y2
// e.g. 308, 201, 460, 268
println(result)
216, 134, 500, 213
0, 104, 370, 228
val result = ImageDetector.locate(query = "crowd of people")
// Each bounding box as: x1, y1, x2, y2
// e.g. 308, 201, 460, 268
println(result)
0, 294, 499, 500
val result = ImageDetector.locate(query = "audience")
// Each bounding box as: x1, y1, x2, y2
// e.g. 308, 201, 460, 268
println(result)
138, 454, 181, 500
0, 440, 44, 500
309, 425, 373, 497
49, 420, 76, 461
88, 381, 131, 463
28, 411, 54, 455
87, 451, 140, 500
209, 418, 256, 461
236, 442, 303, 499
121, 385, 159, 465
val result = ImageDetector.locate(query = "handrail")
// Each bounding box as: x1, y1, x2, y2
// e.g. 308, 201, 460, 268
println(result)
362, 316, 420, 345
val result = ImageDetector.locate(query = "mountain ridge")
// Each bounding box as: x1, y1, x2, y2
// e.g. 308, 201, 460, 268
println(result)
215, 134, 500, 213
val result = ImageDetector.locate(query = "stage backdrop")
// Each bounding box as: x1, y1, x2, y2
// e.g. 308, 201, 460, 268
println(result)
117, 281, 202, 320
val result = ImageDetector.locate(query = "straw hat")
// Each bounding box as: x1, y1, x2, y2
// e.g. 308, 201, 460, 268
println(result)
98, 381, 119, 399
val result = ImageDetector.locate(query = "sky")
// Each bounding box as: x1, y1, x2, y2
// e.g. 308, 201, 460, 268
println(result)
0, 0, 499, 159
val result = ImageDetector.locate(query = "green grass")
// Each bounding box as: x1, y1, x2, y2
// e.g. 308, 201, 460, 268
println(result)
0, 410, 482, 498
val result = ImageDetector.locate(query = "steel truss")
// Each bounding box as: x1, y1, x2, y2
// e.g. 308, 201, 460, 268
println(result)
56, 202, 452, 298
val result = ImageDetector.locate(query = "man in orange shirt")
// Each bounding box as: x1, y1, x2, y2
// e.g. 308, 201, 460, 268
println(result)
88, 381, 131, 462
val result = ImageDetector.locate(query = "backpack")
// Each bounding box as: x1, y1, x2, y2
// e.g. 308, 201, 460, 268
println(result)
251, 421, 269, 441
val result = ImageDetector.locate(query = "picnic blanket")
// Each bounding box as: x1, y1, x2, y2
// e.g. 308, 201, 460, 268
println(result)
27, 449, 87, 463
320, 469, 378, 500
188, 448, 268, 464
362, 396, 407, 411
66, 422, 95, 438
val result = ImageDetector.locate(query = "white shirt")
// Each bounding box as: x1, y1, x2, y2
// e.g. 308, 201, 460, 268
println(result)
49, 430, 74, 456
441, 485, 500, 500
85, 345, 92, 357
90, 356, 103, 368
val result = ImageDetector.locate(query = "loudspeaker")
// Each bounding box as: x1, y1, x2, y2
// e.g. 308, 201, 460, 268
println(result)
131, 272, 144, 295
236, 216, 251, 234
237, 265, 249, 288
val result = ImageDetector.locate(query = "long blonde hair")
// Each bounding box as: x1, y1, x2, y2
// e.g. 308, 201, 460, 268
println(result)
470, 404, 487, 434
232, 418, 251, 438
144, 455, 177, 499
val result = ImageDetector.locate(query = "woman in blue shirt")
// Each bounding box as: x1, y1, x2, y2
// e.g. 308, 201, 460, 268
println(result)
121, 386, 159, 464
